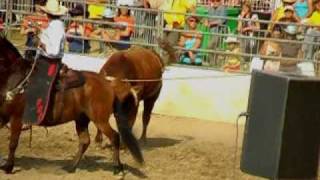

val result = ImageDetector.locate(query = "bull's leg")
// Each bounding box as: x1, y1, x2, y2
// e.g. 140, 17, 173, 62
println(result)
65, 114, 90, 172
140, 89, 161, 142
0, 117, 22, 174
93, 121, 123, 175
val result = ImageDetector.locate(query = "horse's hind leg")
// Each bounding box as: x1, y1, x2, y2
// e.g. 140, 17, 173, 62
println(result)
66, 114, 90, 172
93, 121, 123, 175
140, 88, 161, 142
0, 116, 22, 174
94, 129, 103, 145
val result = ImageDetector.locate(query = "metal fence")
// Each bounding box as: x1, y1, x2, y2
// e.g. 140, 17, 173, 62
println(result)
1, 0, 320, 74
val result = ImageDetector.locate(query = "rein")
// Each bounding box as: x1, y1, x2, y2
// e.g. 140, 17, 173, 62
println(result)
5, 52, 39, 101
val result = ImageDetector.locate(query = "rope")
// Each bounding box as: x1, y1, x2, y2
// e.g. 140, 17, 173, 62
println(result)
232, 112, 249, 180
106, 73, 250, 83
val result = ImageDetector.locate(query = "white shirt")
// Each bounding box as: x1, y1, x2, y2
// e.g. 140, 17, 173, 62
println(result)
39, 19, 65, 59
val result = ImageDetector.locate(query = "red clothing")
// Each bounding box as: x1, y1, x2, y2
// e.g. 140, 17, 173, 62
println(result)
68, 22, 93, 37
114, 15, 135, 34
22, 15, 48, 31
0, 19, 4, 30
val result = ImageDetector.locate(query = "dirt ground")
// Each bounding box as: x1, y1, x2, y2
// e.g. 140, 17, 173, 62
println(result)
0, 113, 266, 180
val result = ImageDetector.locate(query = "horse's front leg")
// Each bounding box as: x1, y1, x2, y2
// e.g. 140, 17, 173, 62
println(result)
0, 116, 22, 174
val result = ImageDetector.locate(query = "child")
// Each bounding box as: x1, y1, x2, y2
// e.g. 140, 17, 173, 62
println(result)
223, 37, 242, 72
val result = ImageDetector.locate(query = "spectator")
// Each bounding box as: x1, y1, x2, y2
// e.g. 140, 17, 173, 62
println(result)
87, 0, 107, 19
223, 37, 242, 72
261, 25, 282, 71
102, 3, 135, 50
0, 18, 3, 31
160, 0, 196, 48
67, 4, 93, 53
178, 16, 202, 65
205, 0, 226, 63
237, 2, 260, 59
278, 5, 300, 23
302, 0, 320, 60
294, 0, 310, 18
269, 0, 297, 31
278, 25, 303, 73
20, 2, 48, 60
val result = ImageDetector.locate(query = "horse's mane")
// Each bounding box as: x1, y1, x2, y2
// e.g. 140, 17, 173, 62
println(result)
0, 35, 23, 60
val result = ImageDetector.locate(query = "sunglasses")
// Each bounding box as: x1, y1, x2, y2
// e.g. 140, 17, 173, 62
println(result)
188, 19, 197, 23
211, 0, 221, 2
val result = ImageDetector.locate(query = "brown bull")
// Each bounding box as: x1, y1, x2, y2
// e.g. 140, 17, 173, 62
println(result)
0, 36, 143, 174
95, 39, 176, 144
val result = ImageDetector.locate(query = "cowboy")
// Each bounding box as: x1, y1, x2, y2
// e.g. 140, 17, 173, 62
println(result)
23, 0, 67, 124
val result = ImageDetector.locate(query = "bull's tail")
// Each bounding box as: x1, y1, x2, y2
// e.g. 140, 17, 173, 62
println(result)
114, 97, 144, 164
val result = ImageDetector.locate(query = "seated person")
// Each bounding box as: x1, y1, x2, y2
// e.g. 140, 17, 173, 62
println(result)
102, 5, 135, 50
302, 0, 320, 60
67, 4, 93, 53
223, 37, 242, 72
278, 5, 301, 24
260, 25, 283, 71
178, 16, 202, 65
278, 25, 303, 73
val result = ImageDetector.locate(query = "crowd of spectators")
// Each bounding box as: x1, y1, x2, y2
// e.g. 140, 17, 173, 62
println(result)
0, 0, 319, 73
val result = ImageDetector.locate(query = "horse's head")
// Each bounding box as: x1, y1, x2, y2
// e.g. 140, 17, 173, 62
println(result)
0, 35, 29, 103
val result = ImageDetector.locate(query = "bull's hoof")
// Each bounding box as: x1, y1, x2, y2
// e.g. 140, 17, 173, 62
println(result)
0, 163, 14, 174
113, 163, 124, 175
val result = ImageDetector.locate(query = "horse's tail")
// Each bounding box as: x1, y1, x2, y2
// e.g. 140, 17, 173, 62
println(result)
114, 97, 144, 164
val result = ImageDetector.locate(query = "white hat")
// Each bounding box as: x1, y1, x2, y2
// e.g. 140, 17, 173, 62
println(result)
40, 0, 67, 16
102, 8, 115, 18
116, 0, 134, 6
225, 37, 239, 43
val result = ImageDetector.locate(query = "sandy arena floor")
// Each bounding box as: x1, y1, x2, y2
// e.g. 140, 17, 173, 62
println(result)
0, 113, 267, 180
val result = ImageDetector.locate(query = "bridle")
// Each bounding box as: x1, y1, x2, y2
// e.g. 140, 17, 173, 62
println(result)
4, 51, 39, 102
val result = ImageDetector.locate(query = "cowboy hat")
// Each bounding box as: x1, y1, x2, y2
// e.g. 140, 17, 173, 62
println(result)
40, 0, 68, 16
225, 36, 239, 43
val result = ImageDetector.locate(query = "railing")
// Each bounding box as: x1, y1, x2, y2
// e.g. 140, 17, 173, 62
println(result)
1, 0, 320, 74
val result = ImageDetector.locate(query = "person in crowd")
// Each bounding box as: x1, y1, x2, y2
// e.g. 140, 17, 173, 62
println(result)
20, 1, 48, 60
101, 3, 135, 50
269, 0, 297, 31
160, 0, 196, 49
302, 0, 320, 60
178, 16, 202, 65
278, 5, 301, 23
223, 37, 242, 72
237, 2, 260, 59
67, 3, 93, 53
278, 25, 303, 73
261, 25, 283, 71
294, 0, 311, 18
204, 0, 226, 63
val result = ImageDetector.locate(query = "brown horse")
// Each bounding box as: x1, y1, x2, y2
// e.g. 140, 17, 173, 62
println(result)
95, 39, 177, 144
0, 36, 143, 174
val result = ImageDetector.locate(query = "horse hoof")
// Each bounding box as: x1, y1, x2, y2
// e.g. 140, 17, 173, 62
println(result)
62, 166, 76, 173
0, 163, 14, 174
139, 137, 147, 144
113, 164, 124, 175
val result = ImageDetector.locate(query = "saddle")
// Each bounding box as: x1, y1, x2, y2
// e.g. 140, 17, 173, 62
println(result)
57, 66, 86, 91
